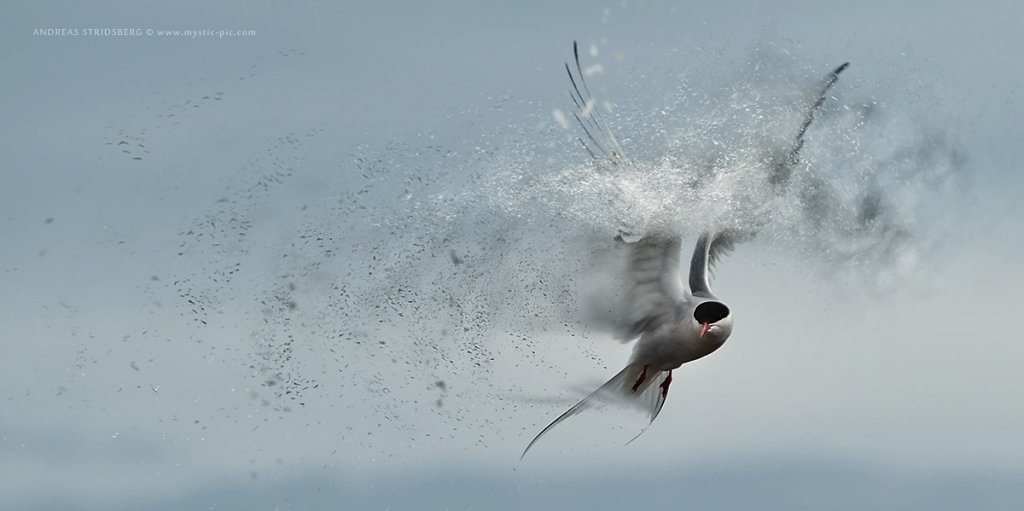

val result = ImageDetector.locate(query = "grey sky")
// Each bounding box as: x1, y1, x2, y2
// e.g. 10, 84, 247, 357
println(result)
2, 1, 1023, 510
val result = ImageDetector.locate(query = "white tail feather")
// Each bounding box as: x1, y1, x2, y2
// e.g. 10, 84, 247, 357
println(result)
521, 364, 671, 459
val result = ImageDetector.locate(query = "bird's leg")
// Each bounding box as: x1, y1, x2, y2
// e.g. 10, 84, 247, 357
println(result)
659, 370, 673, 398
631, 365, 649, 393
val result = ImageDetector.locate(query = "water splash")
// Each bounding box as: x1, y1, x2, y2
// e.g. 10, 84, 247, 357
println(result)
173, 45, 967, 459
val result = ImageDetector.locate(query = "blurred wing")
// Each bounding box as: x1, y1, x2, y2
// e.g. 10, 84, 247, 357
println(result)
688, 230, 747, 298
566, 40, 632, 172
690, 64, 849, 270
622, 235, 686, 338
768, 62, 850, 187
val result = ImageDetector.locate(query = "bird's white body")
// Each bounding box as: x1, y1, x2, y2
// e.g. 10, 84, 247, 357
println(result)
621, 232, 735, 371
630, 301, 730, 371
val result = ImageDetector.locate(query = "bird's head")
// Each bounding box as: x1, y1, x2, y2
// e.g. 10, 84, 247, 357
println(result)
693, 300, 733, 342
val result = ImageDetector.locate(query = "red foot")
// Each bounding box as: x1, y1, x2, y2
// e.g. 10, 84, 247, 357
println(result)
631, 365, 649, 393
659, 370, 673, 398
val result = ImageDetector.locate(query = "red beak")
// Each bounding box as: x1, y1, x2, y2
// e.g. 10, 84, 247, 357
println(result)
699, 322, 711, 338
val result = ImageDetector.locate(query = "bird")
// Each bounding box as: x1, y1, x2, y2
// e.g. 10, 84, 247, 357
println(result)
521, 42, 848, 458
522, 230, 738, 458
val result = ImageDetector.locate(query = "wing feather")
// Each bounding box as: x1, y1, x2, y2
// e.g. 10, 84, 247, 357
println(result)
688, 230, 750, 298
621, 235, 685, 338
565, 41, 631, 171
768, 62, 850, 187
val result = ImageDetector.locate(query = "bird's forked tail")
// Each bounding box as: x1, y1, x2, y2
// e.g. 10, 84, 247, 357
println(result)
521, 363, 672, 459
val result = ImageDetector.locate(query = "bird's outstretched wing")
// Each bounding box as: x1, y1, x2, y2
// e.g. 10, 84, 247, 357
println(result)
565, 40, 632, 172
768, 62, 850, 187
565, 40, 642, 241
620, 234, 686, 339
696, 63, 850, 275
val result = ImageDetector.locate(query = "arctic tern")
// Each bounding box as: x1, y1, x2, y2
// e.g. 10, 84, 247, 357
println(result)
521, 42, 848, 458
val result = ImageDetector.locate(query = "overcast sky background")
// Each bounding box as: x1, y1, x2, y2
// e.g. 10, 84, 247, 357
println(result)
2, 1, 1023, 510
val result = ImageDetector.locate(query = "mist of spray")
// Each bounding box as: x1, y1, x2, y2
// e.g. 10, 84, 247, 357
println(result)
173, 45, 966, 458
